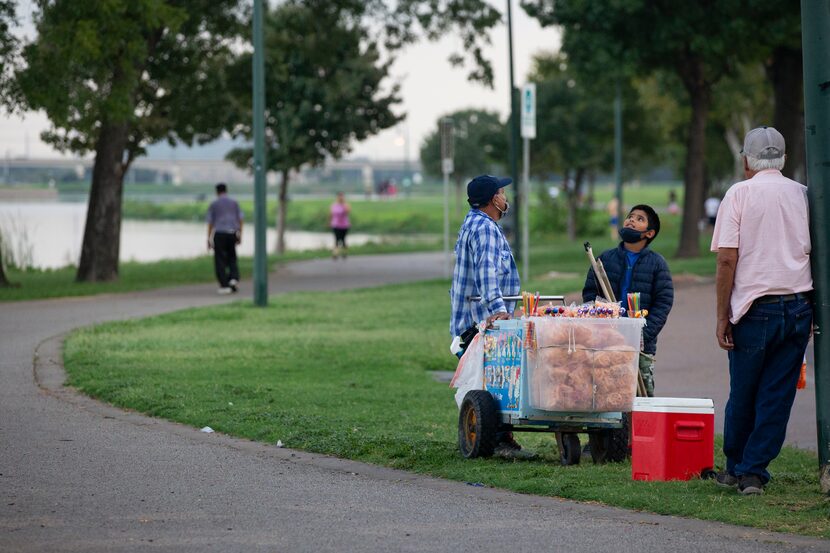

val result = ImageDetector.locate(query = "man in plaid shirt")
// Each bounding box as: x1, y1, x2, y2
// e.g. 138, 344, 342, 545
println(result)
450, 175, 520, 342
450, 175, 532, 460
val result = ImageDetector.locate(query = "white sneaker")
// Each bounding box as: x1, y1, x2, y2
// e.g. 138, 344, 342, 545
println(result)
229, 279, 239, 292
217, 287, 233, 295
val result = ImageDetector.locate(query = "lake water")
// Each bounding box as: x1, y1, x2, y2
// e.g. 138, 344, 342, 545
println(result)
0, 202, 378, 269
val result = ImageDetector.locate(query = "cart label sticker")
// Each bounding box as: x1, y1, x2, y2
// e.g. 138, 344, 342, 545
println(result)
483, 329, 522, 411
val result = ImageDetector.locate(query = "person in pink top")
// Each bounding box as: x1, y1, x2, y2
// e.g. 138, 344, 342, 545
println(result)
330, 192, 351, 260
711, 126, 813, 496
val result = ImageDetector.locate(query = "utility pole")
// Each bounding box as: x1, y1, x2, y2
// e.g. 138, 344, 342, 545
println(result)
801, 0, 830, 494
252, 0, 268, 306
614, 81, 624, 226
506, 0, 520, 254
441, 117, 455, 278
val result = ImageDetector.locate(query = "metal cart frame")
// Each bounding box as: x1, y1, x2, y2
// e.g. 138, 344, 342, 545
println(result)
458, 310, 632, 465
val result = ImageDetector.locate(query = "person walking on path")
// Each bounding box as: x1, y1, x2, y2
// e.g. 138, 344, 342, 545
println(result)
711, 126, 813, 496
704, 195, 721, 228
207, 182, 243, 294
450, 174, 532, 460
330, 192, 351, 260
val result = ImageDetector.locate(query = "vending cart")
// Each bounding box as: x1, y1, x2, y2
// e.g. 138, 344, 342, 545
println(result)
457, 309, 645, 465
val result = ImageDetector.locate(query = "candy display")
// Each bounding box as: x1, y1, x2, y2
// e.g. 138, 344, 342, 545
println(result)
627, 292, 649, 318
527, 318, 645, 412
532, 298, 627, 319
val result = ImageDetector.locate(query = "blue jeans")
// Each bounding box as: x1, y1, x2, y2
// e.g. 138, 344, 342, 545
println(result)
724, 297, 812, 483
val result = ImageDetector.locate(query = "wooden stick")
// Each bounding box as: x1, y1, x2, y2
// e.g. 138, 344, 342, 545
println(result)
596, 259, 616, 303
637, 371, 647, 397
584, 242, 613, 301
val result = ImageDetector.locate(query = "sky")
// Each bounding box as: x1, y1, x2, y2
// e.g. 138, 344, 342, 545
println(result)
0, 1, 562, 162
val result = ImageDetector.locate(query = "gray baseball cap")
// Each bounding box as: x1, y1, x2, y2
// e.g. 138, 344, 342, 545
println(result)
741, 126, 786, 159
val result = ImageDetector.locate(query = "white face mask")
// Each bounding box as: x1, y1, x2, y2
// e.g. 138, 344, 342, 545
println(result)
495, 197, 510, 217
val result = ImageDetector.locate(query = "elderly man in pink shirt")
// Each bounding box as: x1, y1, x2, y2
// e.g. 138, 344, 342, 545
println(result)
711, 126, 813, 495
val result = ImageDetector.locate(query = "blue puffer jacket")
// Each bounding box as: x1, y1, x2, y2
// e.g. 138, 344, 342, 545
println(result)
582, 243, 674, 354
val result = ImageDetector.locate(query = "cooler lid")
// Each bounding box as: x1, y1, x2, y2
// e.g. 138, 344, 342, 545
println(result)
633, 397, 714, 414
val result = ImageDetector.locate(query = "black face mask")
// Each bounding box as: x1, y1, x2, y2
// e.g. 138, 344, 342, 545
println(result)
619, 227, 646, 243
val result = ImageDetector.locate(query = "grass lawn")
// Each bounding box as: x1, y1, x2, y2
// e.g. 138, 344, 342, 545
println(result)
0, 241, 436, 302
121, 183, 685, 235
64, 278, 829, 538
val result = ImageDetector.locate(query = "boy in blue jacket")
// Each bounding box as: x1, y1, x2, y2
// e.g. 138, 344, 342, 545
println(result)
582, 204, 674, 397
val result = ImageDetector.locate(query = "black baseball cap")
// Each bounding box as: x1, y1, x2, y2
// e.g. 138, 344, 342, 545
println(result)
467, 174, 512, 208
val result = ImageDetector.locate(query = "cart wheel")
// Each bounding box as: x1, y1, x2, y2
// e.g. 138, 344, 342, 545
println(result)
555, 432, 581, 465
588, 416, 630, 464
458, 390, 498, 459
700, 468, 717, 480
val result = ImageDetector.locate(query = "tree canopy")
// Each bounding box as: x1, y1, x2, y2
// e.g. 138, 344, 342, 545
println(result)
226, 0, 401, 253
420, 108, 506, 213
19, 0, 243, 161
2, 0, 525, 279
522, 0, 804, 257
419, 108, 506, 180
528, 53, 661, 238
0, 1, 17, 108
15, 0, 246, 281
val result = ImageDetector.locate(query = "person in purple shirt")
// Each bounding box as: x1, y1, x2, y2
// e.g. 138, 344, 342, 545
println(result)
330, 192, 351, 260
206, 183, 243, 294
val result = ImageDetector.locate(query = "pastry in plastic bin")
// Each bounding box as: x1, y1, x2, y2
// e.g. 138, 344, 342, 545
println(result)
535, 322, 569, 348
530, 351, 563, 408
595, 391, 631, 412
557, 382, 594, 411
609, 345, 637, 366
571, 323, 594, 348
594, 346, 635, 368
536, 346, 569, 372
594, 365, 637, 396
565, 364, 592, 389
588, 326, 627, 349
565, 348, 591, 368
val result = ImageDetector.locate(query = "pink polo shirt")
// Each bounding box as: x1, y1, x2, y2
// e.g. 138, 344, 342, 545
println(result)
710, 169, 812, 324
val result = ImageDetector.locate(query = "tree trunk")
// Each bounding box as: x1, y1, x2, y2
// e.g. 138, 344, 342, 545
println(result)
276, 169, 289, 255
675, 59, 711, 259
75, 122, 130, 281
766, 46, 805, 182
561, 169, 577, 241
587, 171, 596, 209
455, 176, 464, 216
0, 242, 10, 287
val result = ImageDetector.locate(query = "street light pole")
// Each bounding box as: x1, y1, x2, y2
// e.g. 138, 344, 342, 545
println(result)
614, 80, 624, 226
801, 0, 830, 494
441, 117, 455, 278
506, 0, 520, 254
252, 0, 268, 306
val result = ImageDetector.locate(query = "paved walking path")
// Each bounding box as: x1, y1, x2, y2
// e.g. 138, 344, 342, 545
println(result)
1, 253, 826, 552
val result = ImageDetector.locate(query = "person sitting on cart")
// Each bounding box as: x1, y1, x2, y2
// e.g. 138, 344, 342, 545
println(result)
582, 204, 674, 397
449, 174, 534, 460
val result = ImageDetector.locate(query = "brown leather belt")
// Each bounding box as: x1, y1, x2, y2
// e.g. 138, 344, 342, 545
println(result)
754, 293, 809, 305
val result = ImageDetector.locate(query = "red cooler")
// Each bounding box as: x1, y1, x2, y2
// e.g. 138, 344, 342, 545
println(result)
631, 397, 714, 481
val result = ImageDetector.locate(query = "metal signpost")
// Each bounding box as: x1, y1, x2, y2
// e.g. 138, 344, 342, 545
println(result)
440, 117, 455, 278
801, 0, 830, 494
252, 0, 268, 307
520, 83, 536, 281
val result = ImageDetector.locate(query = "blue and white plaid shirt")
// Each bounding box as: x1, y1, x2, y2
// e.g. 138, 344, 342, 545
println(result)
450, 209, 520, 337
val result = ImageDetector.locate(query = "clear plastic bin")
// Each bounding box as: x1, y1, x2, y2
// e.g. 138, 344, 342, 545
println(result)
527, 317, 645, 412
